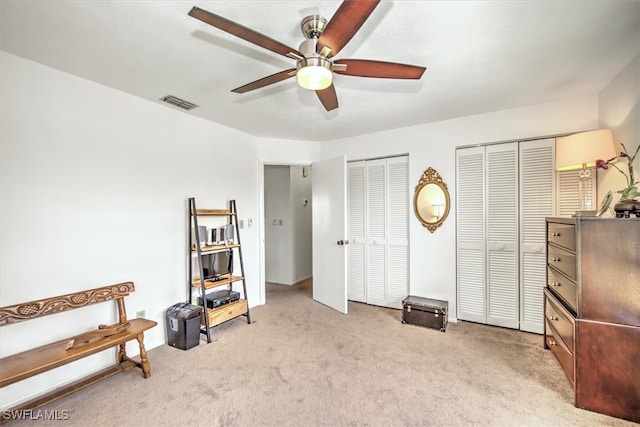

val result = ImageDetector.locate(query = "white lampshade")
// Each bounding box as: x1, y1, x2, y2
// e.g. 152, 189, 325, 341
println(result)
556, 129, 616, 171
297, 65, 332, 91
296, 56, 333, 91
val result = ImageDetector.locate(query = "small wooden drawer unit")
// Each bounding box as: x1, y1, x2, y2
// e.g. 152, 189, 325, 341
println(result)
201, 299, 248, 328
544, 217, 640, 423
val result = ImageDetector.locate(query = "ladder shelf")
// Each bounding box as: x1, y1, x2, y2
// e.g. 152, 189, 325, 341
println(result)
188, 198, 251, 343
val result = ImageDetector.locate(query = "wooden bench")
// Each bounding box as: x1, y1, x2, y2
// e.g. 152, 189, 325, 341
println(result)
0, 282, 157, 415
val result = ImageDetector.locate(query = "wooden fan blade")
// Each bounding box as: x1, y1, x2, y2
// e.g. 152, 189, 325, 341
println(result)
317, 0, 381, 57
334, 59, 426, 79
316, 84, 339, 111
188, 7, 302, 58
231, 69, 297, 93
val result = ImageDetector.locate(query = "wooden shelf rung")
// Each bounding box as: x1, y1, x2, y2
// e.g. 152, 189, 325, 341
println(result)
194, 209, 235, 216
191, 275, 245, 289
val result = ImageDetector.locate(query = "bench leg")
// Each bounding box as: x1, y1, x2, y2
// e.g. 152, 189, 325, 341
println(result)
117, 342, 127, 364
136, 333, 151, 378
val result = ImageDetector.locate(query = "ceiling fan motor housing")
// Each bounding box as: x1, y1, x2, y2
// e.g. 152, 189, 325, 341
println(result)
301, 15, 327, 39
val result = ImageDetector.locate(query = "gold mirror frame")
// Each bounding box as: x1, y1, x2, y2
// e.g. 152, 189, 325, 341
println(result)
414, 167, 450, 233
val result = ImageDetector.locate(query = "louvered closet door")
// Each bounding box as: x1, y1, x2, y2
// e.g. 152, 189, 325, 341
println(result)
366, 159, 387, 307
348, 161, 366, 303
456, 147, 486, 324
486, 143, 519, 329
386, 156, 409, 309
519, 139, 554, 333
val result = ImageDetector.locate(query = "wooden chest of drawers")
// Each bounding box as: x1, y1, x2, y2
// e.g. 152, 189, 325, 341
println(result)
545, 217, 640, 422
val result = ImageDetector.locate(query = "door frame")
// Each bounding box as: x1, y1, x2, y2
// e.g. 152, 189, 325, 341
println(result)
258, 159, 313, 306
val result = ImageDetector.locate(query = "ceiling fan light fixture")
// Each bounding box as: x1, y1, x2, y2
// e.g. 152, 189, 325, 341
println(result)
296, 57, 333, 91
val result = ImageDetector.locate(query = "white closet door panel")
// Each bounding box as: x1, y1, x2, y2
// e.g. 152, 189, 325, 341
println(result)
487, 144, 518, 246
457, 147, 486, 323
457, 248, 485, 323
387, 244, 408, 309
520, 139, 554, 334
366, 243, 386, 306
386, 157, 409, 307
348, 243, 366, 302
487, 251, 519, 328
348, 162, 366, 240
457, 148, 485, 244
520, 141, 554, 243
366, 160, 386, 241
486, 143, 518, 328
366, 159, 387, 307
348, 162, 366, 302
387, 157, 409, 242
520, 252, 546, 333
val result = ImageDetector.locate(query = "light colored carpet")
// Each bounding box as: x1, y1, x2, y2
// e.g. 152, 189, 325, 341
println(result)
5, 279, 635, 426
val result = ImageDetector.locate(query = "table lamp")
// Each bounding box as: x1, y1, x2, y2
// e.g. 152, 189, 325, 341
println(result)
556, 129, 616, 216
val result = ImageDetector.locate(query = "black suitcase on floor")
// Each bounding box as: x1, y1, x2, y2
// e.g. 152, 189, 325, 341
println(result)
402, 295, 448, 332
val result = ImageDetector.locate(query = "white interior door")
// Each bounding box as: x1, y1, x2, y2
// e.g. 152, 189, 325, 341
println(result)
312, 155, 348, 314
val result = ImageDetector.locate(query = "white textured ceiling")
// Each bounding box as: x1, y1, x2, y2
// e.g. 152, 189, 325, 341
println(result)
1, 1, 639, 142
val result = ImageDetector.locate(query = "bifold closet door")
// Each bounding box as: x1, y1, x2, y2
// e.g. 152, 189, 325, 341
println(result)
365, 159, 387, 307
486, 143, 519, 329
386, 156, 409, 309
457, 139, 556, 333
456, 146, 486, 323
348, 161, 366, 303
347, 156, 408, 309
519, 138, 555, 333
456, 143, 520, 329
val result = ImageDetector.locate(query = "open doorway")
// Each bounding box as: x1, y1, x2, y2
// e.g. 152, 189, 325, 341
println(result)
263, 164, 313, 302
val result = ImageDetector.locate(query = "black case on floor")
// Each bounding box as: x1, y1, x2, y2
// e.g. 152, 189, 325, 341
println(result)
402, 295, 448, 332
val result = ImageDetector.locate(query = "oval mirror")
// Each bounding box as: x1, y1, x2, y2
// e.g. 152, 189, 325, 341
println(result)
414, 167, 450, 233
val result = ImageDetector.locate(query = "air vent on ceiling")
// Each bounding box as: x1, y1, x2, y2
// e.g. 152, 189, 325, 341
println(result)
159, 95, 198, 111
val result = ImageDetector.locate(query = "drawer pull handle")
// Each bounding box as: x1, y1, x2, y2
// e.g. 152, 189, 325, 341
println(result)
552, 257, 560, 262
549, 282, 561, 287
549, 339, 557, 346
551, 232, 561, 237
547, 315, 558, 321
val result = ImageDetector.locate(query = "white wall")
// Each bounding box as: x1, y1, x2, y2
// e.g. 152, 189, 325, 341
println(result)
599, 53, 640, 203
321, 95, 600, 321
0, 52, 261, 408
289, 165, 312, 282
264, 165, 292, 283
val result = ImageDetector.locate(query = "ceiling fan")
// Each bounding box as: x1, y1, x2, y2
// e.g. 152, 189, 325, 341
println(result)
188, 1, 426, 111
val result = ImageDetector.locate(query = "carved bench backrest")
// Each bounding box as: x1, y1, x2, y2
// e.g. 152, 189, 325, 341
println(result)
0, 282, 135, 326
